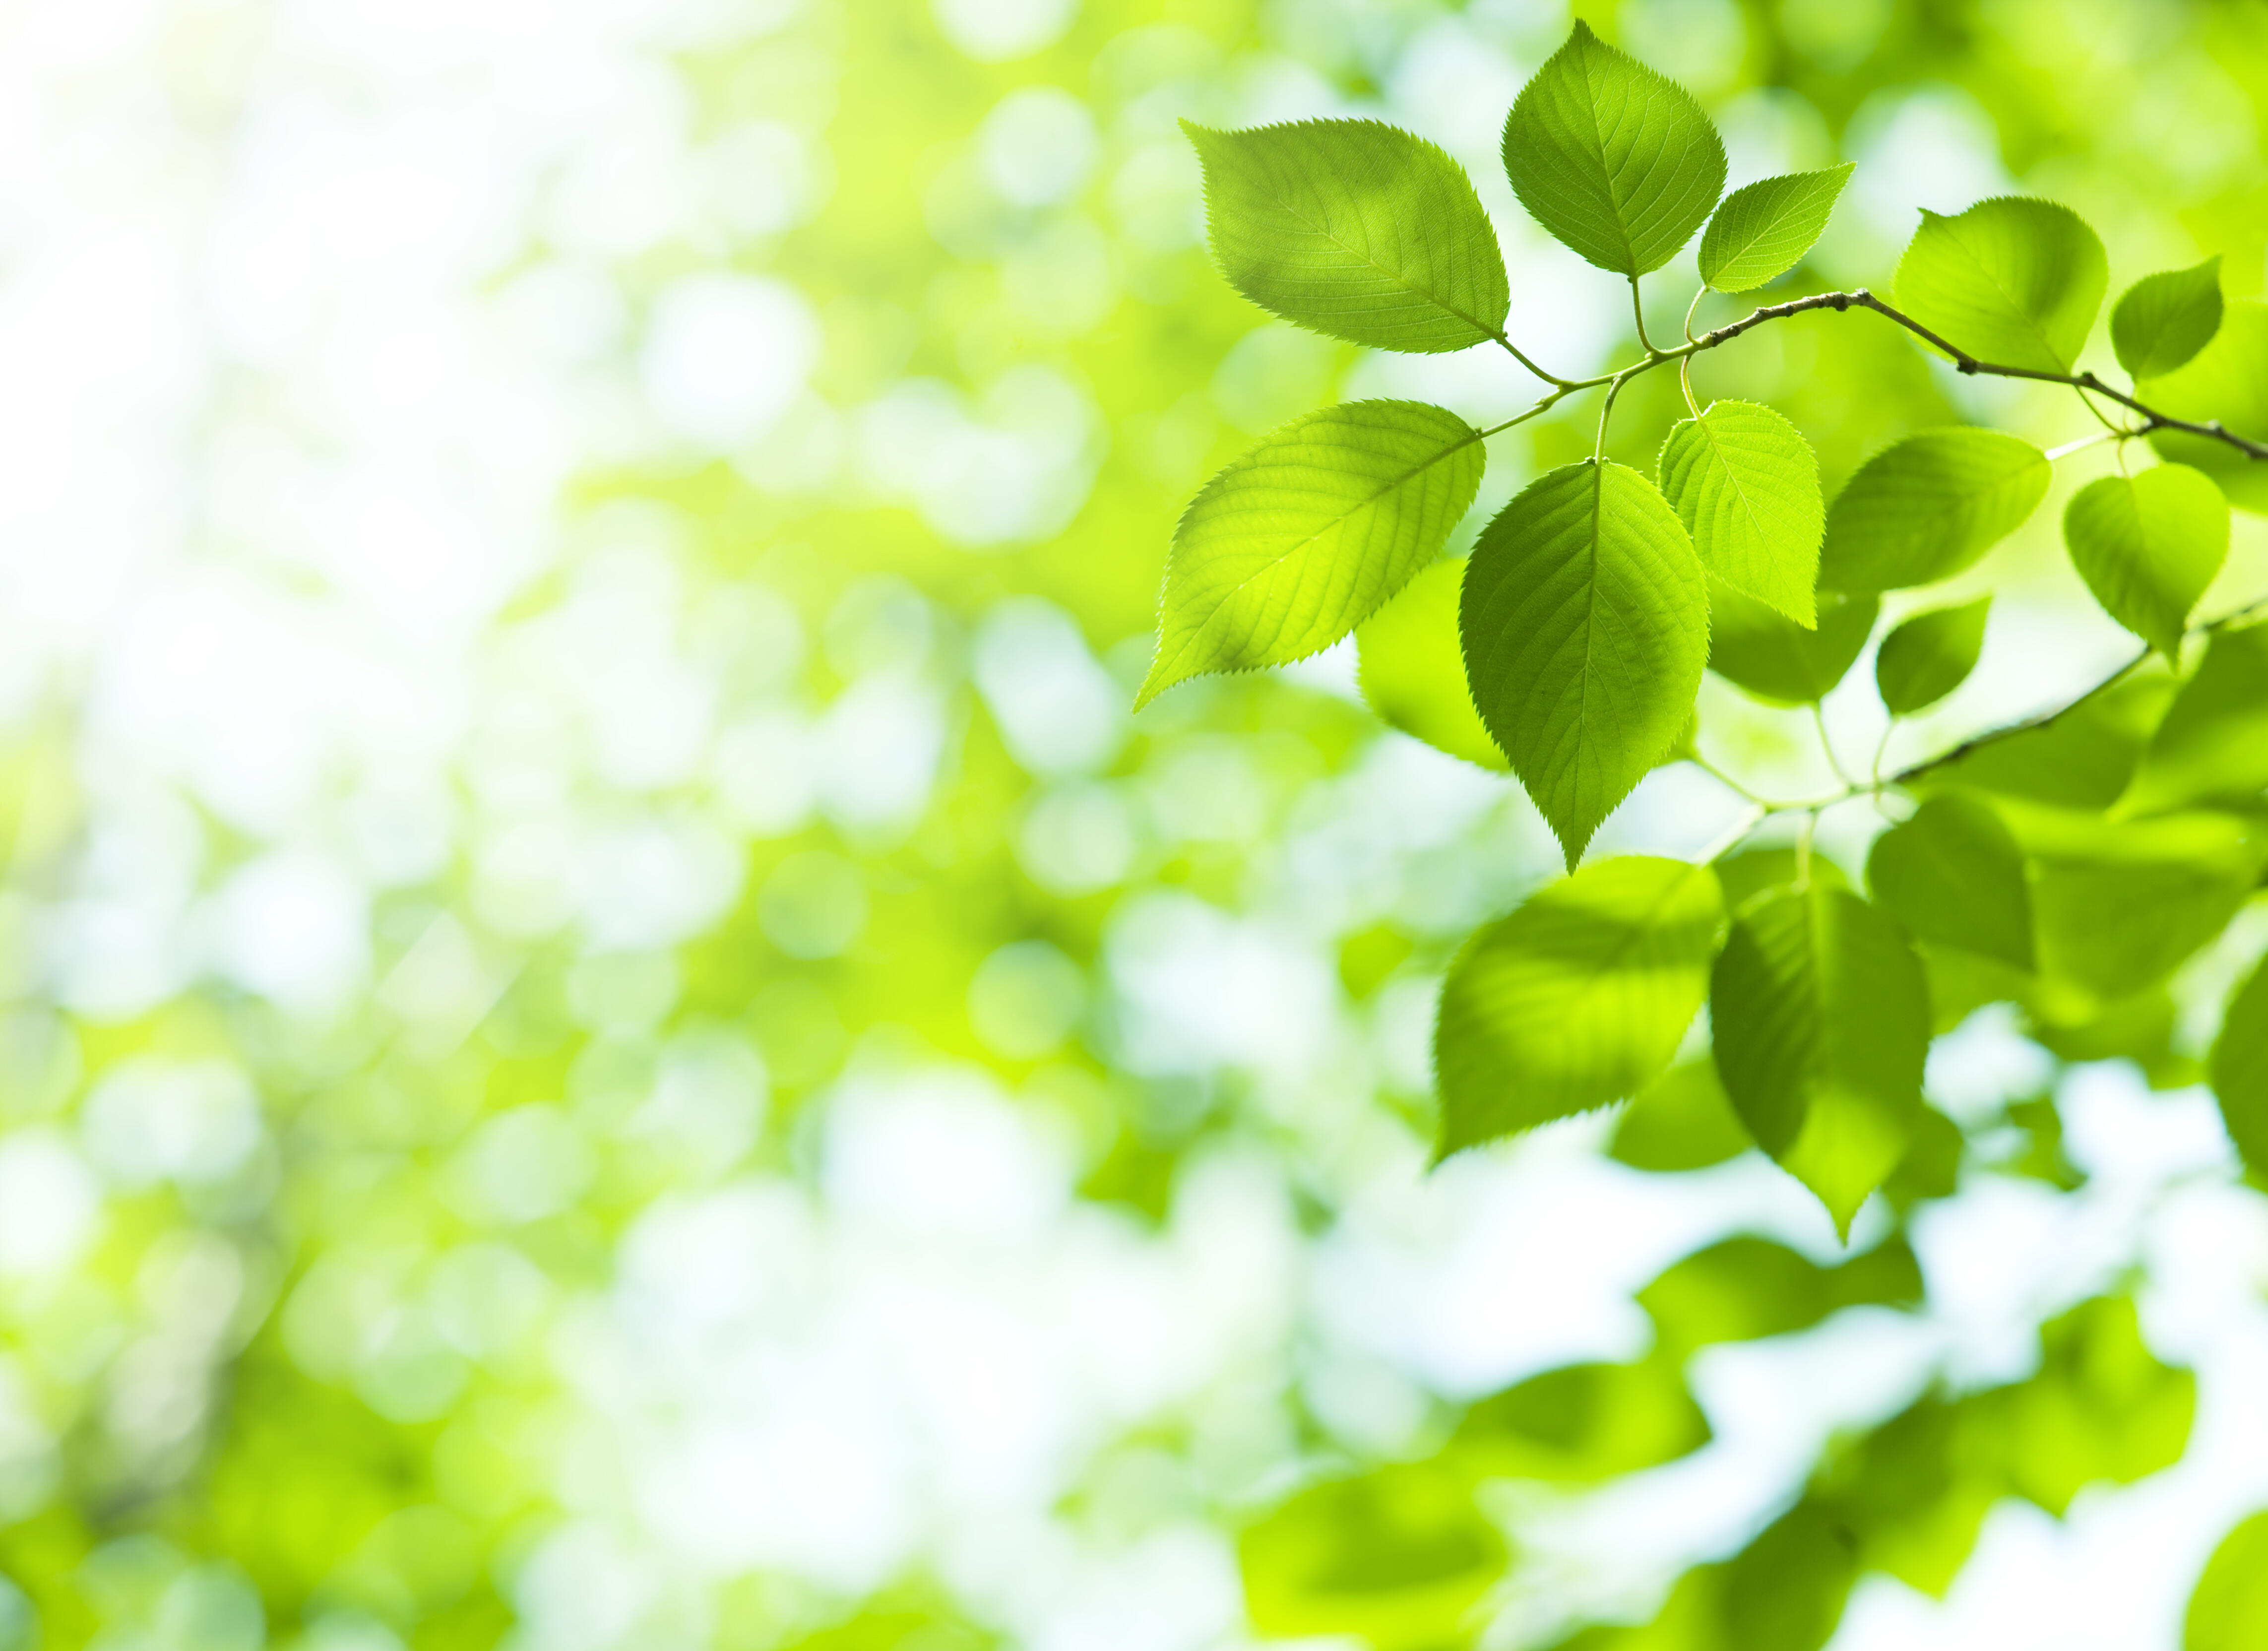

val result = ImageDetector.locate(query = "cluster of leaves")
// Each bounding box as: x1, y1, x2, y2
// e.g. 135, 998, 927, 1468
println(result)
1147, 20, 2268, 1240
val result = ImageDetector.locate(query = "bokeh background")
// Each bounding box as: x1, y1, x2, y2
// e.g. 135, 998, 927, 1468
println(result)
0, 0, 2266, 1648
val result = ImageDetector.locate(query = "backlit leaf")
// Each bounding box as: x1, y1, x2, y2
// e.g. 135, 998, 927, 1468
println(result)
1909, 670, 2174, 809
1435, 856, 1725, 1157
2111, 254, 2223, 380
1866, 793, 2034, 971
1500, 20, 1726, 278
1893, 197, 2108, 373
2063, 464, 2229, 658
1461, 461, 1708, 866
1818, 429, 2049, 594
2143, 299, 2268, 514
1355, 558, 1507, 770
1184, 119, 1510, 354
2120, 620, 2268, 815
1140, 400, 1484, 706
1610, 1059, 1752, 1172
1876, 596, 1990, 716
2187, 1509, 2268, 1651
1709, 581, 1877, 706
1698, 164, 1855, 292
1657, 399, 1824, 625
2208, 956, 2268, 1181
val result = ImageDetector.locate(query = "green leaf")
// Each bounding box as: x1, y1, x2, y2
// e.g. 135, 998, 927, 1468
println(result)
1710, 885, 1931, 1236
2143, 299, 2268, 514
1500, 20, 1726, 278
2063, 465, 2229, 658
1461, 461, 1708, 866
1657, 400, 1824, 626
1140, 401, 1485, 707
1355, 558, 1507, 770
1875, 596, 1990, 716
2120, 620, 2268, 815
1435, 856, 1725, 1157
1183, 119, 1510, 354
1818, 428, 2050, 594
1708, 580, 1877, 705
2208, 956, 2268, 1181
1610, 1058, 1752, 1171
1893, 197, 2109, 373
2111, 255, 2223, 380
1450, 1351, 1709, 1482
2188, 1510, 2268, 1651
1865, 793, 2035, 972
1697, 164, 1855, 292
1909, 670, 2174, 810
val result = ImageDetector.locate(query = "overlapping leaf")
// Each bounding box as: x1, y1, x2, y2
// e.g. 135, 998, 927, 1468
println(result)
1708, 581, 1877, 705
1355, 558, 1506, 770
2063, 465, 2229, 658
1866, 794, 2035, 971
2119, 620, 2268, 814
1894, 197, 2108, 373
2143, 299, 2268, 513
1818, 429, 2049, 593
2112, 255, 2223, 380
2209, 956, 2268, 1182
1876, 597, 1990, 715
1657, 400, 1824, 625
1698, 164, 1854, 292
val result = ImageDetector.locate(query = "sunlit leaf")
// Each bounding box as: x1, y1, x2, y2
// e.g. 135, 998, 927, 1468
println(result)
1451, 1351, 1709, 1481
1875, 596, 1990, 716
2209, 956, 2268, 1180
2063, 465, 2228, 658
1910, 670, 2174, 809
2143, 299, 2268, 513
1184, 118, 1512, 354
1893, 196, 2108, 373
1140, 400, 1484, 706
1708, 580, 1877, 705
1355, 558, 1507, 770
2120, 620, 2268, 815
1818, 428, 2049, 593
1610, 1059, 1752, 1172
1866, 793, 2034, 971
1657, 399, 1823, 625
2188, 1510, 2268, 1651
1697, 164, 1855, 293
2111, 254, 2223, 380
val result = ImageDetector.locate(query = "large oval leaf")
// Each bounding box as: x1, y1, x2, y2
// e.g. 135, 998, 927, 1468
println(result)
1893, 196, 2108, 373
2111, 255, 2223, 380
1435, 856, 1725, 1157
1817, 428, 2049, 593
1657, 399, 1824, 625
1711, 885, 1930, 1236
1140, 400, 1485, 706
2142, 299, 2268, 514
1356, 558, 1507, 770
1184, 118, 1511, 355
1866, 793, 2035, 972
1697, 164, 1854, 293
2119, 620, 2268, 815
1708, 581, 1877, 705
2209, 957, 2268, 1183
2063, 464, 2229, 658
1500, 21, 1725, 278
1875, 596, 1990, 716
1461, 461, 1708, 866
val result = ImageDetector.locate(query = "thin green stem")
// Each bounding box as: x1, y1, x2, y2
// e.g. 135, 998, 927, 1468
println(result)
1692, 754, 1766, 805
1871, 720, 1895, 788
1698, 803, 1769, 865
1630, 277, 1656, 354
1682, 285, 1705, 346
1492, 333, 1573, 388
2045, 428, 2125, 462
1811, 703, 1855, 787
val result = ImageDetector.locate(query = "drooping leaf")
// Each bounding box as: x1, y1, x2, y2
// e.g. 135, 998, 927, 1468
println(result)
1866, 793, 2035, 972
1140, 400, 1485, 706
1697, 164, 1855, 292
1183, 119, 1511, 354
2188, 1509, 2268, 1651
1435, 856, 1725, 1157
1875, 596, 1990, 716
2111, 254, 2223, 380
2143, 299, 2268, 514
1817, 428, 2049, 593
1708, 581, 1877, 705
1499, 20, 1726, 278
2063, 464, 2229, 658
1893, 196, 2109, 373
1710, 884, 1930, 1236
2120, 620, 2268, 815
1355, 558, 1507, 770
2208, 956, 2268, 1180
1657, 399, 1824, 625
1461, 461, 1708, 866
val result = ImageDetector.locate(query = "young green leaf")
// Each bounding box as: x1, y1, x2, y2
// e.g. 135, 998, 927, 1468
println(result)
1817, 429, 2050, 593
2209, 956, 2268, 1182
1708, 581, 1878, 705
1140, 400, 1485, 707
2063, 465, 2229, 658
1435, 856, 1725, 1157
1657, 399, 1824, 626
1876, 596, 1990, 716
1461, 461, 1708, 867
1500, 20, 1726, 278
1356, 559, 1507, 770
1711, 885, 1931, 1237
1183, 119, 1511, 355
1610, 1059, 1753, 1172
2111, 255, 2223, 380
2142, 299, 2268, 514
1893, 197, 2109, 373
1866, 793, 2035, 972
2187, 1509, 2268, 1651
1910, 671, 2174, 810
2119, 620, 2268, 815
1697, 164, 1855, 293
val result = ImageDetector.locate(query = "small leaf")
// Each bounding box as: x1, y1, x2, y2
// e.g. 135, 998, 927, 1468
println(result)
2209, 956, 2268, 1181
1711, 884, 1931, 1237
1141, 400, 1485, 707
1611, 1059, 1752, 1172
1876, 596, 1990, 716
1866, 793, 2035, 971
1818, 428, 2050, 593
1500, 20, 1726, 278
1708, 580, 1877, 705
1697, 164, 1855, 292
1893, 196, 2109, 373
2112, 255, 2223, 380
2119, 620, 2268, 815
2187, 1509, 2268, 1651
1356, 559, 1507, 770
2143, 298, 2268, 515
2063, 465, 2229, 658
1435, 856, 1725, 1157
1184, 119, 1511, 354
1461, 461, 1708, 866
1657, 399, 1824, 626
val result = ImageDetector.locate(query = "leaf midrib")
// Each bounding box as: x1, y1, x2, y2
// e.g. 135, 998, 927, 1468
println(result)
1258, 171, 1503, 343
